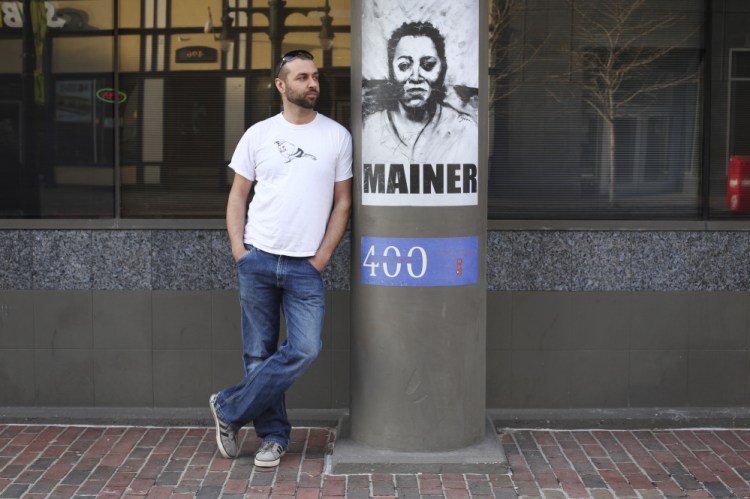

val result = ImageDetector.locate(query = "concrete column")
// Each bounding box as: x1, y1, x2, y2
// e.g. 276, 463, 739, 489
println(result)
330, 0, 504, 473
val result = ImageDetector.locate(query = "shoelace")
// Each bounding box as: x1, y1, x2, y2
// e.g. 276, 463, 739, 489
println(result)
219, 420, 234, 438
259, 441, 281, 454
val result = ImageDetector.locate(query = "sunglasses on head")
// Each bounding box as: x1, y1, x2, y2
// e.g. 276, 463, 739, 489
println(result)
276, 50, 314, 77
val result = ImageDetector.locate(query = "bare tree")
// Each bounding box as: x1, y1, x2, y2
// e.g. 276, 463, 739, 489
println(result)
562, 0, 699, 203
489, 0, 545, 104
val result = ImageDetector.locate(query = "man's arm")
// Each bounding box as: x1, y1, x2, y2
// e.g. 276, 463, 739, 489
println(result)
309, 178, 352, 272
226, 173, 254, 262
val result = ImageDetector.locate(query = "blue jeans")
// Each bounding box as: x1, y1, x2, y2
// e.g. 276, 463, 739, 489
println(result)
213, 244, 325, 448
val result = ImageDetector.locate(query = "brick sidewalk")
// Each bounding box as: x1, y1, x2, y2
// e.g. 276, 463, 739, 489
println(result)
2, 425, 750, 497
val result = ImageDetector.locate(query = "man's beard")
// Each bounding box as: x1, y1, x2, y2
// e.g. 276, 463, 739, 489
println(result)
287, 89, 318, 109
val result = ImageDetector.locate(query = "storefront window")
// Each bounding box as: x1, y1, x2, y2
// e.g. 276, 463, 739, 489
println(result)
0, 0, 349, 219
488, 0, 705, 219
0, 0, 116, 218
6, 1, 746, 222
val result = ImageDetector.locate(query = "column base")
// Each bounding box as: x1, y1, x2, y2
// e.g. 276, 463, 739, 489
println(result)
325, 415, 508, 474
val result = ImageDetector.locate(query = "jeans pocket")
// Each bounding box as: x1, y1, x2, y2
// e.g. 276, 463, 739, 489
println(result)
304, 258, 323, 275
237, 246, 255, 266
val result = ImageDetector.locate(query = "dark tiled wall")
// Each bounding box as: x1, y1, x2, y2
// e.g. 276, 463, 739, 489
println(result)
486, 291, 750, 409
0, 289, 351, 409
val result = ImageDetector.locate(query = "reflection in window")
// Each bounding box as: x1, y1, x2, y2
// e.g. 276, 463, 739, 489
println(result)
488, 0, 704, 219
730, 51, 750, 157
0, 0, 351, 219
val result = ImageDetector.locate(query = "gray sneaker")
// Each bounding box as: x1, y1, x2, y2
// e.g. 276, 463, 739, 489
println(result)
254, 440, 286, 467
209, 394, 238, 458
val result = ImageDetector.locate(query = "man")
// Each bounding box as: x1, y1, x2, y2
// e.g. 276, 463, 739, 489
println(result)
210, 50, 352, 468
363, 21, 477, 163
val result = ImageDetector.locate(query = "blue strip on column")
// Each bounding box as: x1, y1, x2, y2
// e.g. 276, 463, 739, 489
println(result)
361, 236, 479, 287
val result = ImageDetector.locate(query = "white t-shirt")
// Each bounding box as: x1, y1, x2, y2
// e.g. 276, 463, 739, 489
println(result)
229, 112, 353, 257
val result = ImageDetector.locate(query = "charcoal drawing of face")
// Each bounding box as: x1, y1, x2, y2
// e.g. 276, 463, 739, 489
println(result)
387, 22, 447, 113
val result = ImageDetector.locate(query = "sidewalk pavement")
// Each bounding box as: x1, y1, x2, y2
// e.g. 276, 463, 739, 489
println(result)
2, 424, 750, 498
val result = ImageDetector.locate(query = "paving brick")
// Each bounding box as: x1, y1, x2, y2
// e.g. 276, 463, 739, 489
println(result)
494, 488, 521, 499
466, 478, 492, 496
679, 431, 711, 451
621, 472, 656, 490
27, 478, 57, 494
532, 432, 556, 446
514, 478, 542, 496
535, 471, 560, 489
145, 485, 175, 498
0, 464, 24, 480
372, 477, 396, 496
565, 448, 596, 473
441, 473, 465, 489
685, 490, 713, 498
320, 479, 348, 496
296, 487, 321, 499
250, 470, 275, 487
443, 489, 470, 499
15, 469, 43, 484
557, 435, 584, 454
44, 464, 73, 480
589, 489, 616, 499
273, 479, 298, 495
579, 472, 608, 489
4, 425, 750, 498
593, 431, 633, 463
653, 478, 690, 497
299, 472, 323, 488
155, 470, 181, 485
419, 476, 443, 495
49, 484, 79, 497
346, 488, 371, 499
638, 489, 667, 499
203, 470, 228, 486
395, 474, 418, 488
127, 477, 155, 494
77, 479, 107, 495
541, 490, 567, 499
0, 483, 28, 498
245, 485, 271, 498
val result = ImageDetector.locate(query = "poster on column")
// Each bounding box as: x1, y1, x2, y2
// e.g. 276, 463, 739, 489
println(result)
361, 0, 479, 207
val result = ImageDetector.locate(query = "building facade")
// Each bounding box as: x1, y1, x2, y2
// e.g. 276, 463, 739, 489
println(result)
1, 0, 750, 425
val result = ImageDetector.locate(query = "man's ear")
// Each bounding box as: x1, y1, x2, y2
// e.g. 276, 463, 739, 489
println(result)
274, 78, 284, 94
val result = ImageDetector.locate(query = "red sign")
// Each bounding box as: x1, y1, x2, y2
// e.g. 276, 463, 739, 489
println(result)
96, 88, 127, 104
727, 156, 750, 212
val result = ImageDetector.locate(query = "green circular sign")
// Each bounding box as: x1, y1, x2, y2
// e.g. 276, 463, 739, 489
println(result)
96, 88, 127, 104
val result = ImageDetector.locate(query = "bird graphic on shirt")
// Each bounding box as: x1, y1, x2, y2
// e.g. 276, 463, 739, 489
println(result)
275, 140, 317, 163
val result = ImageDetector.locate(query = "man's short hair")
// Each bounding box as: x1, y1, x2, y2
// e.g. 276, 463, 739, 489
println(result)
386, 21, 447, 88
276, 49, 315, 80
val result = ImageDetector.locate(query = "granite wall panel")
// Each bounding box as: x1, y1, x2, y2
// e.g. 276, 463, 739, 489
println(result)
92, 231, 151, 290
486, 230, 750, 292
0, 230, 351, 292
3, 229, 750, 292
0, 231, 33, 290
31, 231, 92, 290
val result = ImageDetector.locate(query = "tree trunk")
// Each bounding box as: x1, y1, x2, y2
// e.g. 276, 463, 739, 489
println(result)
606, 118, 616, 205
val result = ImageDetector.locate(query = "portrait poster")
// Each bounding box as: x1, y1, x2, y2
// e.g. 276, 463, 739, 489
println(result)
361, 0, 479, 207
